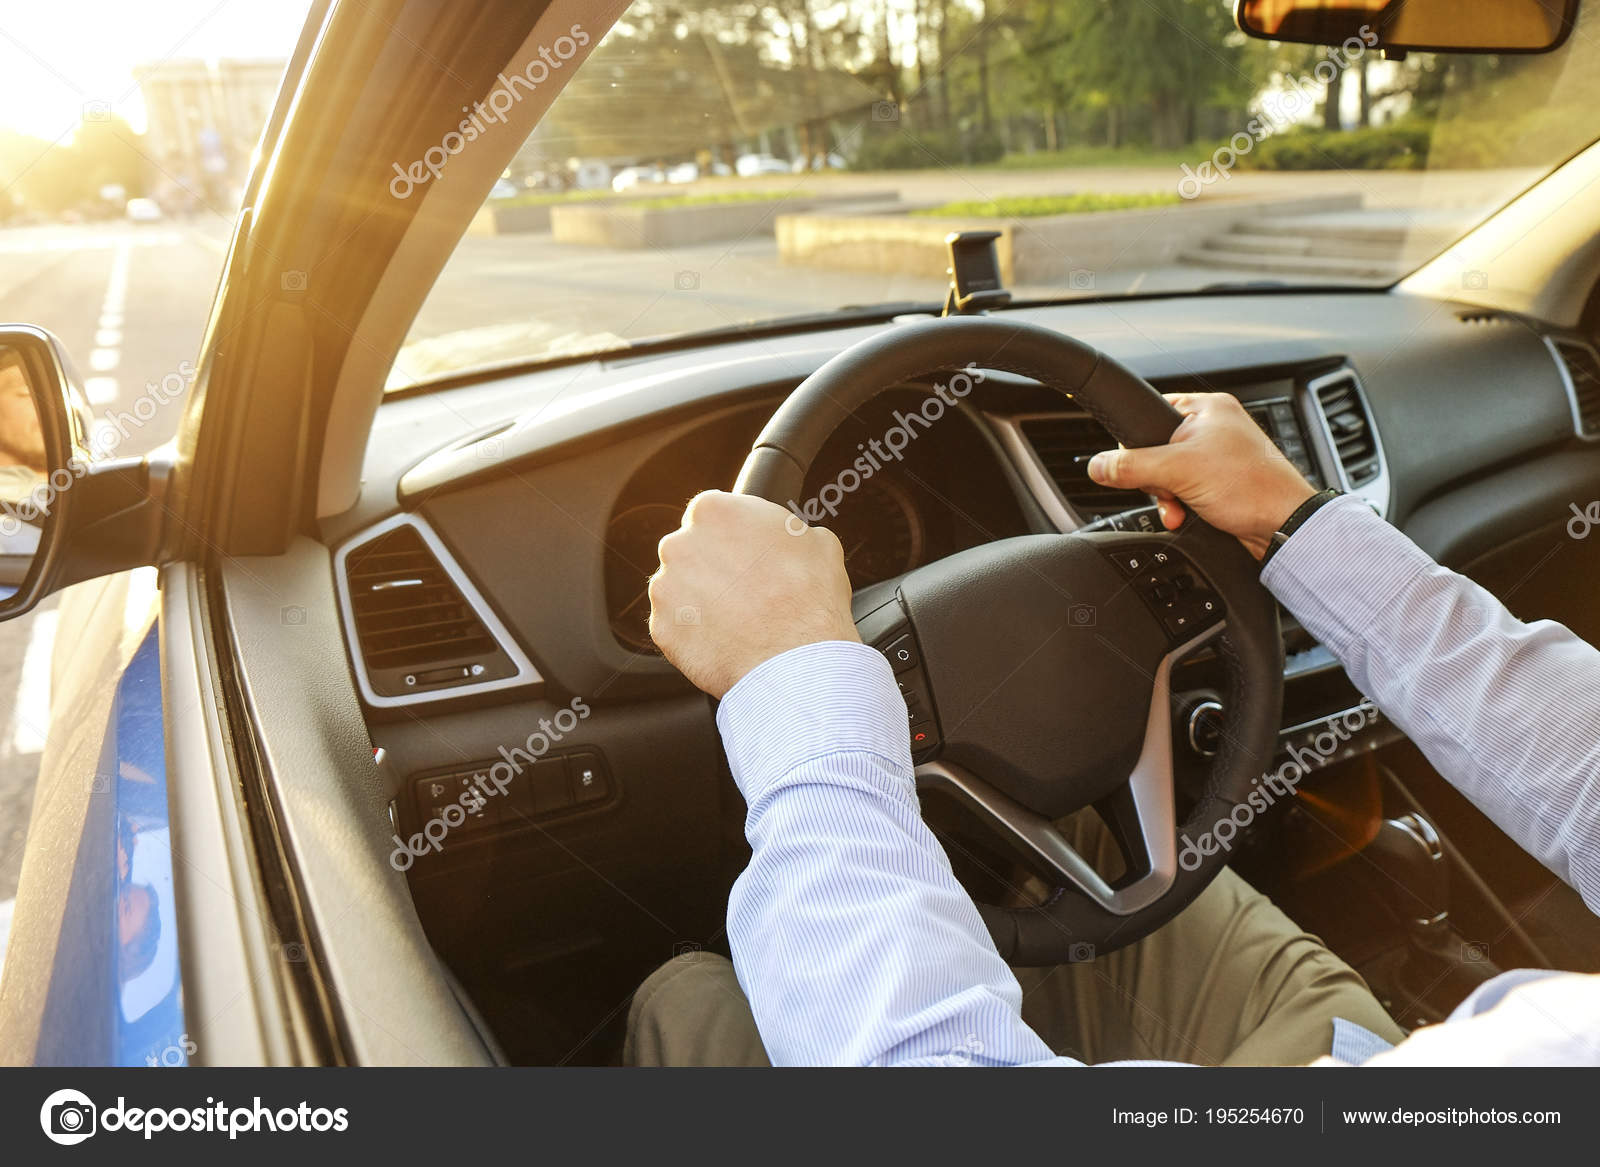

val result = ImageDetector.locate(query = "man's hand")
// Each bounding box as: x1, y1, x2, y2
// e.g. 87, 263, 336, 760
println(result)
648, 491, 860, 698
1087, 393, 1319, 559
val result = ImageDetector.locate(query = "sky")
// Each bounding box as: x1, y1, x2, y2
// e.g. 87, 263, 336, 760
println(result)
0, 0, 314, 141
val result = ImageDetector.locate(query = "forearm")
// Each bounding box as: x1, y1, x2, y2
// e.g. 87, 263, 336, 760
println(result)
1263, 496, 1600, 912
717, 641, 1065, 1066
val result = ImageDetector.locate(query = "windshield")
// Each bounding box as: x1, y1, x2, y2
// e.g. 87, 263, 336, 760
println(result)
396, 0, 1600, 388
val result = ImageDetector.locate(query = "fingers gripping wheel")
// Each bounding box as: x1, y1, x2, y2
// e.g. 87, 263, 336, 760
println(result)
734, 317, 1283, 962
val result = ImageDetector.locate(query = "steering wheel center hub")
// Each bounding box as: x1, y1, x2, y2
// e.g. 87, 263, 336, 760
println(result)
900, 534, 1167, 818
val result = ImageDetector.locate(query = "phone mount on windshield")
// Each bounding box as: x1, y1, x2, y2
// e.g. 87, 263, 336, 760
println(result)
942, 230, 1012, 316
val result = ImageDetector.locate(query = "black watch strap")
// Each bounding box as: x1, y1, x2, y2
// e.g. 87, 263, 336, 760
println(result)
1261, 489, 1342, 568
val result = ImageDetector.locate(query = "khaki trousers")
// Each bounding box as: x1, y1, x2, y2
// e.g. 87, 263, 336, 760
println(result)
626, 815, 1403, 1066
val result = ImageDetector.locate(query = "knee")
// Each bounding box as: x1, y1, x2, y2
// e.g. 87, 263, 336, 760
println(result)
626, 952, 741, 1066
634, 951, 736, 1012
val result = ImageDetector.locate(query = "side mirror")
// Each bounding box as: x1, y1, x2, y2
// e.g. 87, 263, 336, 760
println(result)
0, 326, 166, 621
1235, 0, 1579, 54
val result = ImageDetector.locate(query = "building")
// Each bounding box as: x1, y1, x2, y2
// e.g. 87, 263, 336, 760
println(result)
132, 59, 286, 211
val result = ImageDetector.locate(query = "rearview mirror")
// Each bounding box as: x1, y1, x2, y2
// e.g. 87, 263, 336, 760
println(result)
1235, 0, 1579, 53
0, 326, 166, 621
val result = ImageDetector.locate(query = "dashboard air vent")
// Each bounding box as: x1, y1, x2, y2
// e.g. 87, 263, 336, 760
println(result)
1551, 338, 1600, 438
335, 514, 540, 707
1311, 373, 1381, 488
1020, 415, 1149, 521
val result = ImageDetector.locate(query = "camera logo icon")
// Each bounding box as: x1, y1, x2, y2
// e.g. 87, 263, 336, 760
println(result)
40, 1088, 97, 1145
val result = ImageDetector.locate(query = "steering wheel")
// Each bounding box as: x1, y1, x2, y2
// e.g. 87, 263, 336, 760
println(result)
732, 316, 1283, 962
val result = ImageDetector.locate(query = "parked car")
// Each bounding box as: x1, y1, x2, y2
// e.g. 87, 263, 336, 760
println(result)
734, 152, 791, 176
665, 162, 699, 184
568, 159, 611, 191
610, 165, 665, 193
791, 152, 847, 172
123, 198, 163, 222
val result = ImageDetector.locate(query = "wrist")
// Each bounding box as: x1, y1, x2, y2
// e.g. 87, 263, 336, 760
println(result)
1243, 483, 1320, 560
713, 621, 861, 698
1260, 488, 1343, 567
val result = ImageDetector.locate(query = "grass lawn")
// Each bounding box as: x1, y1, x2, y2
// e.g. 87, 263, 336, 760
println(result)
626, 189, 806, 209
910, 192, 1181, 218
494, 189, 620, 207
496, 187, 805, 210
979, 144, 1215, 170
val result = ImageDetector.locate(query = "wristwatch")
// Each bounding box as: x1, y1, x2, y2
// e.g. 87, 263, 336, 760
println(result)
1261, 488, 1342, 568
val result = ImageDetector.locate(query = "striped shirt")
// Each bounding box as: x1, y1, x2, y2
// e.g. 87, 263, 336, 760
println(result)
717, 495, 1600, 1065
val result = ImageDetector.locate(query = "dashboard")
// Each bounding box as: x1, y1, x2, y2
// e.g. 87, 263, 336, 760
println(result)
597, 390, 1033, 652
320, 288, 1600, 897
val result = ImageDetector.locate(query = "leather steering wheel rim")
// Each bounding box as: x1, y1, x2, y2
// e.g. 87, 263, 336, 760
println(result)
733, 316, 1283, 962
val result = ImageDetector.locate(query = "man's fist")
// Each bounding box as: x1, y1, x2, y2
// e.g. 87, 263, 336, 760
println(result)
1088, 393, 1319, 559
648, 491, 860, 698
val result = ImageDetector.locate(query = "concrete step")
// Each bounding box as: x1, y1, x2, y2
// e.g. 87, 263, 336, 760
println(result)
1177, 246, 1403, 280
1210, 231, 1413, 260
1238, 211, 1463, 246
1198, 230, 1445, 263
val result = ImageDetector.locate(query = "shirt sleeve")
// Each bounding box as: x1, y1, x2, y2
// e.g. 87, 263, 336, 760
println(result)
1261, 495, 1600, 913
715, 639, 1075, 1067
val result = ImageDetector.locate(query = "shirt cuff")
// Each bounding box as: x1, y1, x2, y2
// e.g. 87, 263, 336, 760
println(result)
1259, 493, 1434, 657
715, 639, 913, 807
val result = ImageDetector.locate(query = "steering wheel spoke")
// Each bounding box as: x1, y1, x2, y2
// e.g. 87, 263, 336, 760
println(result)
916, 619, 1222, 916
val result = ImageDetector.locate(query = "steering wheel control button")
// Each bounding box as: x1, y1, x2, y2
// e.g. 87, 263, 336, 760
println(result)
1160, 590, 1223, 638
883, 634, 920, 674
909, 721, 937, 752
569, 752, 609, 804
1110, 549, 1150, 575
1105, 544, 1225, 643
